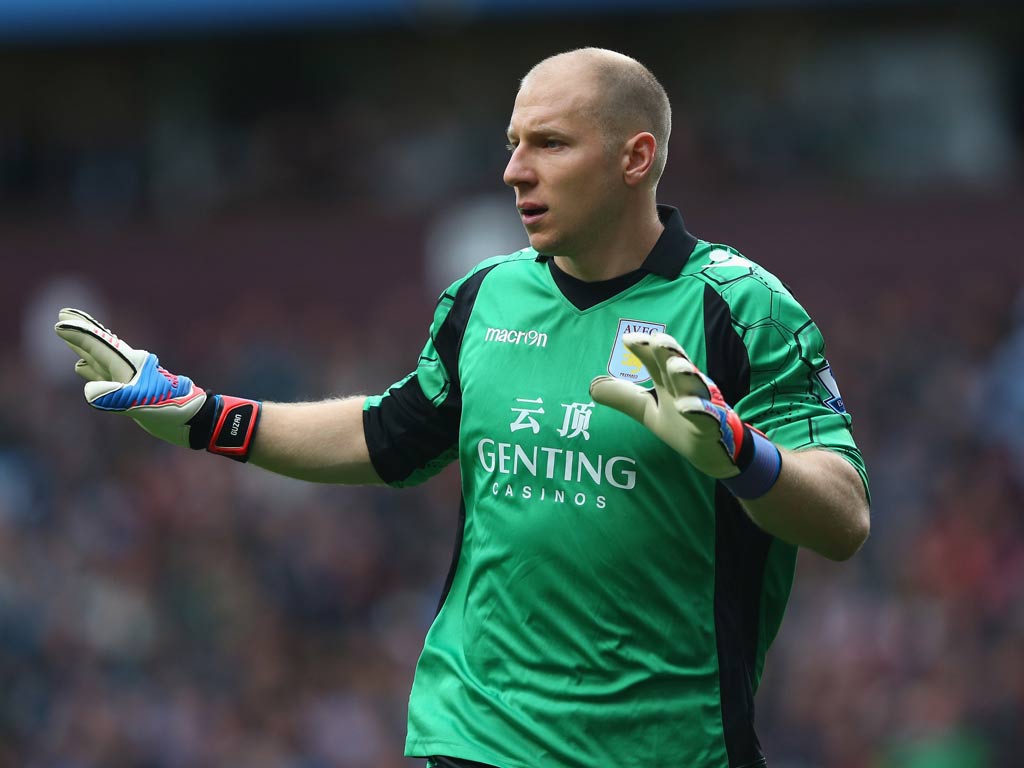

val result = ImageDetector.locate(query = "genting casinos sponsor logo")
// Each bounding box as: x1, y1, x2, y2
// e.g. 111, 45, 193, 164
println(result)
475, 396, 638, 509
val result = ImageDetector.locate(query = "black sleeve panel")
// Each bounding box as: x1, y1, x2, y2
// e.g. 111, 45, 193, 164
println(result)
432, 264, 498, 395
363, 264, 499, 484
704, 283, 772, 768
363, 373, 461, 483
703, 283, 751, 406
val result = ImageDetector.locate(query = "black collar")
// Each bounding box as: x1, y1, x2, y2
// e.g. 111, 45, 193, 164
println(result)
534, 205, 697, 281
644, 205, 699, 279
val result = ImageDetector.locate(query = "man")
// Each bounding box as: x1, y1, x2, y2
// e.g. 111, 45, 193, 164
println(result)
56, 48, 869, 768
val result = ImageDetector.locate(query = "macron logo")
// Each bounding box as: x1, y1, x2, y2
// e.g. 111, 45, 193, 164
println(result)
485, 327, 548, 347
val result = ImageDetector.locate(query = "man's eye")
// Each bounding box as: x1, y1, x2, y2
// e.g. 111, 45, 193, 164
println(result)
545, 139, 564, 149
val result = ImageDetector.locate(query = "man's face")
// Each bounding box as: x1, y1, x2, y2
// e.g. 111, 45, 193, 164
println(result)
503, 69, 624, 258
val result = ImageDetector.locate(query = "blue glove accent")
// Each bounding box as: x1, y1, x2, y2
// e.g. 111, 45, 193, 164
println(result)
722, 430, 782, 500
698, 398, 739, 459
91, 353, 197, 411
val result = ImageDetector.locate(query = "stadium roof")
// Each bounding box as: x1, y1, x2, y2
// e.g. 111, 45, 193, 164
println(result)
0, 0, 948, 43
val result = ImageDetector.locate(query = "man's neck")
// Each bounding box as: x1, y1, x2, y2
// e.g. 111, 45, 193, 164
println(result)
552, 206, 664, 282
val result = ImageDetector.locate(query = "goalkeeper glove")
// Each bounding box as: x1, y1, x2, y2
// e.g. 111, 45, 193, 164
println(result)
590, 331, 781, 500
54, 308, 261, 462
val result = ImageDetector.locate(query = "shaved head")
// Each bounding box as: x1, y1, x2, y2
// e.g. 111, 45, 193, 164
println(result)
521, 48, 672, 187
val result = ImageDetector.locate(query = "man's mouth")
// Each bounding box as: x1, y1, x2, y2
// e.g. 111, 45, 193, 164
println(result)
518, 205, 548, 224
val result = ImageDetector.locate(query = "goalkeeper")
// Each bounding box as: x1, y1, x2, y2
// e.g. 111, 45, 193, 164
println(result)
56, 48, 869, 768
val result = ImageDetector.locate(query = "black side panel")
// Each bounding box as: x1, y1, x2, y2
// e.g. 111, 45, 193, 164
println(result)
712, 484, 772, 767
428, 267, 497, 614
704, 285, 773, 767
363, 374, 460, 483
433, 265, 498, 397
431, 756, 499, 768
703, 284, 751, 407
363, 265, 497, 483
436, 497, 468, 616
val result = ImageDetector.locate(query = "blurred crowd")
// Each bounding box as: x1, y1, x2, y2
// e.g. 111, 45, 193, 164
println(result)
3, 8, 1020, 225
2, 314, 460, 768
2, 5, 1024, 768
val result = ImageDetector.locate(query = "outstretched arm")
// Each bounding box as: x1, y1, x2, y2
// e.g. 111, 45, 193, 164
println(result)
249, 398, 381, 484
54, 308, 381, 485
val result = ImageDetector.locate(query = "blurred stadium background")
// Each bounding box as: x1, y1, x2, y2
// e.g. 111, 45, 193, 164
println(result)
2, 0, 1023, 766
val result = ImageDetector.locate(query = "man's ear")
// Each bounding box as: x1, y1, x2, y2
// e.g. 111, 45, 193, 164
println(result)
622, 132, 657, 188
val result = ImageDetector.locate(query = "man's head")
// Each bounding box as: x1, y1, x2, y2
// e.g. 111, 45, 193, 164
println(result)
523, 48, 672, 186
504, 48, 672, 260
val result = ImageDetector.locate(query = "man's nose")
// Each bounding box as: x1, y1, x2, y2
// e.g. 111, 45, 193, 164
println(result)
503, 145, 535, 188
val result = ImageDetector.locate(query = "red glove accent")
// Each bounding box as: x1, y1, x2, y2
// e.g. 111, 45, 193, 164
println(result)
207, 395, 262, 461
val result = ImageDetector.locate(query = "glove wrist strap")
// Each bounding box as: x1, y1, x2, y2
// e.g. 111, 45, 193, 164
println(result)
188, 394, 262, 462
722, 428, 781, 500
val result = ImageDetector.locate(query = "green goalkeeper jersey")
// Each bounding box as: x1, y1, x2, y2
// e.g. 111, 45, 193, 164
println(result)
363, 206, 867, 768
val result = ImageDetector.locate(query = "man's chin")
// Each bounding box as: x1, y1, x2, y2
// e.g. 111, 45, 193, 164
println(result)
527, 232, 559, 254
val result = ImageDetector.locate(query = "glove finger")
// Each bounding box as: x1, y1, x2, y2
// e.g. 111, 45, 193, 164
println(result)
624, 331, 692, 396
61, 337, 115, 380
622, 332, 667, 389
676, 395, 744, 467
55, 308, 121, 366
648, 333, 696, 398
650, 330, 688, 359
665, 356, 712, 399
675, 395, 724, 431
57, 329, 122, 382
54, 318, 139, 383
74, 358, 105, 382
590, 375, 655, 425
57, 307, 113, 334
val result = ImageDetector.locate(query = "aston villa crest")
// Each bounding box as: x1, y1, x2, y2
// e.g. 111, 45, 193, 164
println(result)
607, 318, 667, 384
